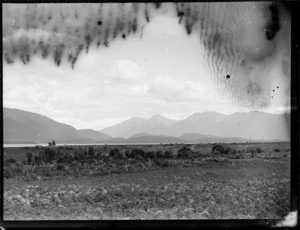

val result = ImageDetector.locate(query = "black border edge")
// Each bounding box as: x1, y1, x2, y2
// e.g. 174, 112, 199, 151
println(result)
1, 0, 299, 229
290, 0, 300, 223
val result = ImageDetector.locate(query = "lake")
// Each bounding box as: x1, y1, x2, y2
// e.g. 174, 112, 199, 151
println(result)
3, 143, 163, 148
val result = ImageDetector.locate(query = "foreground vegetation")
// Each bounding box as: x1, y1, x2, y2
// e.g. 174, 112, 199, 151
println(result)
3, 142, 290, 220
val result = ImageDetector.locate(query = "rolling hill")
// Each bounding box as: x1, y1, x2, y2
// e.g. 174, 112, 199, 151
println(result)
3, 108, 111, 144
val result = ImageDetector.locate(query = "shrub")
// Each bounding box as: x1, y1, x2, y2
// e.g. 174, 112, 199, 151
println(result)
154, 159, 169, 167
57, 156, 65, 163
256, 147, 263, 153
26, 152, 33, 164
110, 147, 121, 159
165, 150, 173, 158
74, 151, 86, 162
95, 151, 104, 159
119, 151, 127, 159
177, 151, 189, 158
125, 150, 131, 158
146, 151, 157, 159
64, 152, 74, 164
88, 147, 95, 158
44, 148, 59, 162
156, 150, 165, 158
228, 148, 237, 155
274, 148, 281, 153
212, 144, 237, 155
246, 147, 257, 154
39, 151, 46, 162
212, 144, 225, 153
179, 145, 192, 153
57, 163, 64, 170
177, 146, 193, 158
130, 148, 146, 159
74, 151, 80, 161
34, 155, 41, 165
5, 158, 16, 165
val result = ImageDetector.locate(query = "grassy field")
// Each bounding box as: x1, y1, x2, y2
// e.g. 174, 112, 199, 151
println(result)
3, 142, 291, 220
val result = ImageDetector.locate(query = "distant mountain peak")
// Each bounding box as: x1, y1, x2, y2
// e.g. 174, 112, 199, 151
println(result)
150, 114, 165, 119
148, 114, 170, 121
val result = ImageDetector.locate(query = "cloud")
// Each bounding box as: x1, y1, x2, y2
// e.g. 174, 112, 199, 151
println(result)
107, 59, 146, 84
147, 75, 216, 103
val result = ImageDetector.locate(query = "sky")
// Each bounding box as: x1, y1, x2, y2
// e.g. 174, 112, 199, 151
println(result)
3, 14, 290, 130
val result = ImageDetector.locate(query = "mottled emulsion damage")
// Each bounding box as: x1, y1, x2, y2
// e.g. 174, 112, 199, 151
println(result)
3, 2, 290, 112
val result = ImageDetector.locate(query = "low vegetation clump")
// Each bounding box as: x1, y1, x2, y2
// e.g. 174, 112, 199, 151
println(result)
212, 144, 237, 155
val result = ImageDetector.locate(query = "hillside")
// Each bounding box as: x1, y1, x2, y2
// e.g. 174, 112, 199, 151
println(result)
3, 108, 111, 144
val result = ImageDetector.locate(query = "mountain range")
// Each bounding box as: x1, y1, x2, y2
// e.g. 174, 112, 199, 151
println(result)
99, 111, 290, 141
3, 107, 290, 144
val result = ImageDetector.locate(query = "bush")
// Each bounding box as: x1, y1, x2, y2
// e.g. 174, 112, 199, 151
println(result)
274, 148, 281, 153
88, 147, 95, 158
256, 147, 263, 153
177, 151, 189, 158
246, 147, 257, 154
39, 151, 46, 162
57, 156, 65, 163
177, 146, 193, 158
74, 151, 80, 161
26, 152, 33, 164
154, 159, 169, 167
56, 163, 64, 170
156, 150, 165, 158
95, 151, 104, 159
125, 150, 131, 158
110, 147, 121, 159
164, 150, 173, 158
5, 158, 16, 165
34, 155, 41, 165
111, 149, 127, 159
130, 148, 146, 159
64, 152, 74, 164
212, 144, 237, 155
146, 151, 157, 159
44, 148, 59, 162
74, 151, 86, 162
178, 145, 192, 153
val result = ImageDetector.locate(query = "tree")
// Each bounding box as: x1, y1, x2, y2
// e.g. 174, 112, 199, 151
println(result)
48, 141, 52, 147
52, 140, 56, 146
